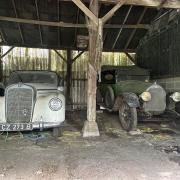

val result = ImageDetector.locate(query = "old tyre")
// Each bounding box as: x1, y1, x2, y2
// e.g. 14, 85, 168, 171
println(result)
119, 103, 137, 131
105, 86, 115, 109
53, 127, 62, 137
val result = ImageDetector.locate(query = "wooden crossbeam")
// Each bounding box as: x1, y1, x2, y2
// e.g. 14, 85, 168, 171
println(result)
101, 1, 125, 24
0, 47, 14, 60
72, 51, 85, 63
0, 16, 149, 29
72, 0, 98, 25
53, 49, 67, 63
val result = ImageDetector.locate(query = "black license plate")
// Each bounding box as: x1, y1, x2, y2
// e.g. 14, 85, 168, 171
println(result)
0, 123, 33, 131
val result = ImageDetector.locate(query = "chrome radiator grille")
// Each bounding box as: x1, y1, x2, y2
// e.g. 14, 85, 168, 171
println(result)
6, 84, 34, 123
143, 84, 166, 115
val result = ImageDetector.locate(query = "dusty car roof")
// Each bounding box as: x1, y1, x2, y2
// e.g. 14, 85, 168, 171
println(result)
101, 65, 150, 76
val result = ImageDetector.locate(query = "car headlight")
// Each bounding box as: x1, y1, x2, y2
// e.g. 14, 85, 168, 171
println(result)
170, 92, 180, 102
140, 91, 151, 102
49, 97, 62, 111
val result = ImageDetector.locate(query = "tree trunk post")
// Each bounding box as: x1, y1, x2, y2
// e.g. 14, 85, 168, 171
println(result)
82, 0, 100, 137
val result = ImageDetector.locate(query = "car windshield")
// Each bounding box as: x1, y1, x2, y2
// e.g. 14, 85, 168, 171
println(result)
8, 71, 58, 86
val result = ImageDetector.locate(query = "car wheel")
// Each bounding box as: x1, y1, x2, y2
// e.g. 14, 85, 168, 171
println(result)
105, 86, 115, 109
119, 102, 137, 131
52, 127, 62, 137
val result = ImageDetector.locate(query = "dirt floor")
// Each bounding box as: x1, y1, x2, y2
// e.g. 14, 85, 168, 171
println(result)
0, 111, 180, 179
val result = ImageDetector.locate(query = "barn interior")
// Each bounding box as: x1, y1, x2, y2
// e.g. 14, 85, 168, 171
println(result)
0, 0, 180, 179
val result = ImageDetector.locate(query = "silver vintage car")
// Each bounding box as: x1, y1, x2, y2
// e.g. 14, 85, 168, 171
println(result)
0, 71, 65, 136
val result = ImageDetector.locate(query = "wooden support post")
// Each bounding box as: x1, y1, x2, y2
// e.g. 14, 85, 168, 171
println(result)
66, 50, 72, 105
81, 0, 100, 137
73, 0, 124, 137
48, 49, 51, 70
0, 47, 3, 82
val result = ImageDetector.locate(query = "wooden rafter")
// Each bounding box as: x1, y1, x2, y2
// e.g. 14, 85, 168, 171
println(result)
57, 0, 61, 46
112, 5, 132, 49
11, 0, 24, 44
124, 7, 147, 50
72, 0, 98, 25
35, 0, 43, 45
0, 16, 150, 29
73, 7, 80, 47
101, 0, 125, 24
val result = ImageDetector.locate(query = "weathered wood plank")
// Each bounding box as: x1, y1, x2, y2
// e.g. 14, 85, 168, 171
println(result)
72, 0, 98, 25
60, 0, 180, 8
0, 16, 150, 29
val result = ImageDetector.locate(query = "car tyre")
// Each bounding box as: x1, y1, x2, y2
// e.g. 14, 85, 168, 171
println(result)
119, 102, 137, 131
53, 127, 62, 137
105, 86, 115, 109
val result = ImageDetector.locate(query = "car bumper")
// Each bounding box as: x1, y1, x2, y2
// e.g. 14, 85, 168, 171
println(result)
0, 122, 62, 131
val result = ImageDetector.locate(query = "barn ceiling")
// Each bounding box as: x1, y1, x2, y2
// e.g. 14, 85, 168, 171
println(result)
0, 0, 175, 52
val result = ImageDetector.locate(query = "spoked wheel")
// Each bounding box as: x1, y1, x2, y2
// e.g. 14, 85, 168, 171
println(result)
119, 102, 137, 131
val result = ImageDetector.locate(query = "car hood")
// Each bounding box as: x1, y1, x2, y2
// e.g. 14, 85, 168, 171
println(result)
112, 80, 153, 96
24, 83, 58, 90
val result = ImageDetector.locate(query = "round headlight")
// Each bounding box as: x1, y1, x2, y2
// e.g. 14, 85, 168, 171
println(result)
49, 98, 62, 111
140, 91, 151, 102
170, 92, 180, 102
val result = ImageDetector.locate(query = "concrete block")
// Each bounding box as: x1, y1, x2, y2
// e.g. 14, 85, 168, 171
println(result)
82, 121, 100, 137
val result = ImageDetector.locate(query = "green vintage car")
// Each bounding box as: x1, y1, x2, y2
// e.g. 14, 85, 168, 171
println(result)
97, 65, 167, 131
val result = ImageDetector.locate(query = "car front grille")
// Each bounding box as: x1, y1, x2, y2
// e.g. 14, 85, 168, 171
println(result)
6, 84, 34, 123
143, 84, 166, 115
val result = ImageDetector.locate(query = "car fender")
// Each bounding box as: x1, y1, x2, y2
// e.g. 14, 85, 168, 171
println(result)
32, 92, 65, 124
122, 92, 140, 108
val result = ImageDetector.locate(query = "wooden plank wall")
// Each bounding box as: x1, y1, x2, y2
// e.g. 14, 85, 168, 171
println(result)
1, 47, 134, 109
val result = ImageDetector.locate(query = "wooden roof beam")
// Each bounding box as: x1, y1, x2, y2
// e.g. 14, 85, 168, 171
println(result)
0, 16, 150, 29
59, 0, 180, 8
35, 0, 43, 45
112, 5, 133, 49
101, 1, 125, 24
57, 0, 61, 46
124, 7, 147, 50
11, 0, 25, 44
72, 0, 98, 25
